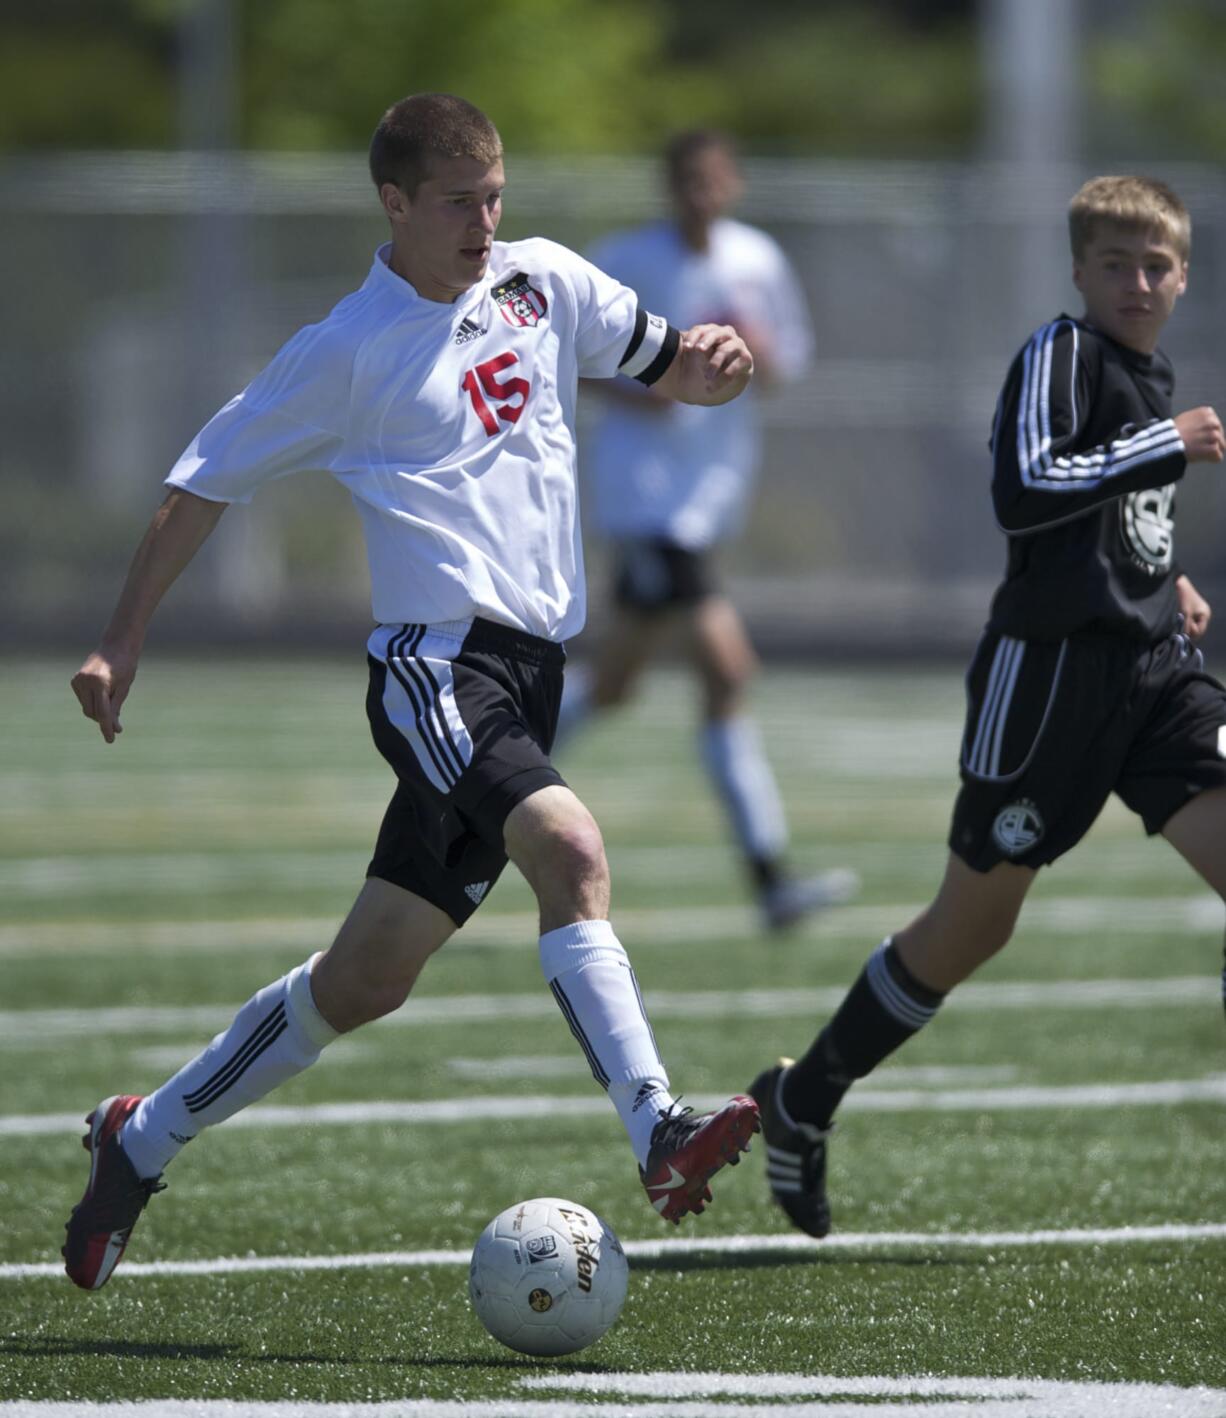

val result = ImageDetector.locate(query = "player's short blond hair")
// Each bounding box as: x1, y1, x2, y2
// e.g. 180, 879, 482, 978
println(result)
369, 93, 502, 196
1069, 175, 1191, 263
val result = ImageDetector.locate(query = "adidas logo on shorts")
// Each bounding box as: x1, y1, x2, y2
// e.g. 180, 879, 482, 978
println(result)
464, 880, 490, 906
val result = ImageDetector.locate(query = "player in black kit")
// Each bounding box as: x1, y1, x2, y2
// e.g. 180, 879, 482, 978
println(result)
746, 174, 1226, 1238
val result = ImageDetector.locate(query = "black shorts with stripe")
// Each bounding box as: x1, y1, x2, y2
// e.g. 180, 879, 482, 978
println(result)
612, 537, 716, 614
365, 618, 566, 925
949, 628, 1226, 871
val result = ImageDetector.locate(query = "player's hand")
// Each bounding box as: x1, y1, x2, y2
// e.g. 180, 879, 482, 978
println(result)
1174, 406, 1225, 463
678, 323, 754, 404
1175, 575, 1211, 640
71, 647, 138, 744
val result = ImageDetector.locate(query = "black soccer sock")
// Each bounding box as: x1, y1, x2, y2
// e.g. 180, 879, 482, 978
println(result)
781, 938, 946, 1128
749, 854, 784, 893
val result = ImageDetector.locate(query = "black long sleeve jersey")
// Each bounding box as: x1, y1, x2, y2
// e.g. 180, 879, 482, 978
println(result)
986, 314, 1188, 643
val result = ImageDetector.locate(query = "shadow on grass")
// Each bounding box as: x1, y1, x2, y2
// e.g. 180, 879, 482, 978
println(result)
0, 1337, 613, 1374
0, 1337, 236, 1362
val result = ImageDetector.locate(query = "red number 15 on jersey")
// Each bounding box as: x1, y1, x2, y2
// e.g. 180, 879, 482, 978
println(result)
461, 352, 530, 436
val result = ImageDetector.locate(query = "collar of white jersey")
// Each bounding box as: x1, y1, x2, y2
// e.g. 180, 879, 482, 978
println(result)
368, 242, 493, 314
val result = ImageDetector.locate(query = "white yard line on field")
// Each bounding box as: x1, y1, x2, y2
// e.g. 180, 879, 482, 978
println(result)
2, 1382, 1225, 1417
4, 1075, 1226, 1141
0, 892, 1221, 957
0, 975, 1216, 1045
4, 1221, 1226, 1282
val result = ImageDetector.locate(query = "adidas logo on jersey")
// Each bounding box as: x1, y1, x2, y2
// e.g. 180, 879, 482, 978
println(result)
464, 880, 490, 905
454, 317, 487, 345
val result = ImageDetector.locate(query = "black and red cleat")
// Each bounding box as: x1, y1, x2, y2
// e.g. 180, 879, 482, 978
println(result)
63, 1095, 164, 1290
639, 1095, 760, 1224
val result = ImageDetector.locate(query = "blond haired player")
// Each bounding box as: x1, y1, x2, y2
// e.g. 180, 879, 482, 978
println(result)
748, 175, 1226, 1238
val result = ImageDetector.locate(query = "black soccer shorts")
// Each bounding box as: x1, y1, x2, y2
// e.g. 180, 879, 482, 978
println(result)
365, 618, 566, 925
949, 627, 1226, 872
611, 537, 716, 614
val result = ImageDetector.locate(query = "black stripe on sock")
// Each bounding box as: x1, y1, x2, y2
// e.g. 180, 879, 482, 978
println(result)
549, 979, 610, 1089
182, 1003, 288, 1114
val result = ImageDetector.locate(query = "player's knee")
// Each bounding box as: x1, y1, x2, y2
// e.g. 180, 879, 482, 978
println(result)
545, 817, 609, 897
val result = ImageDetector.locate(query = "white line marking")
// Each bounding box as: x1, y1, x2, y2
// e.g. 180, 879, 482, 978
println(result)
2, 1388, 1225, 1418
4, 1222, 1225, 1281
10, 1072, 1226, 1140
0, 976, 1215, 1044
5, 1074, 1226, 1141
527, 1371, 1226, 1415
0, 892, 1220, 956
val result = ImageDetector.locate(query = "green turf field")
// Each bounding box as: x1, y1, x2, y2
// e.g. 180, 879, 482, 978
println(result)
1, 656, 1224, 1415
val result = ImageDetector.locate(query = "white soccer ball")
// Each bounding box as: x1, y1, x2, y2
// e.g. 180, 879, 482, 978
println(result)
468, 1196, 629, 1356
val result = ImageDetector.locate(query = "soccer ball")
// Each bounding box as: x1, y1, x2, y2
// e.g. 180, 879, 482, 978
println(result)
468, 1197, 629, 1356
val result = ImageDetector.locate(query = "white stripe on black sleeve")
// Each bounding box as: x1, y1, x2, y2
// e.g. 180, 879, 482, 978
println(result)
1015, 321, 1183, 492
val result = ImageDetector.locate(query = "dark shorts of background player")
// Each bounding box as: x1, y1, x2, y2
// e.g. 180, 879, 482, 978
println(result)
949, 627, 1226, 872
365, 618, 566, 926
612, 537, 716, 615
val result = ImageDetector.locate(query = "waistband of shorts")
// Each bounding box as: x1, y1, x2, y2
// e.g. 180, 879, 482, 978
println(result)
466, 617, 565, 665
381, 617, 565, 667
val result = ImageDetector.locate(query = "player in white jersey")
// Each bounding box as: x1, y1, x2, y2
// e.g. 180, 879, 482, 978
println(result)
557, 130, 856, 930
62, 94, 762, 1291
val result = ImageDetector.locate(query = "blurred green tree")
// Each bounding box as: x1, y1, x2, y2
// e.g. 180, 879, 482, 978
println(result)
0, 0, 978, 155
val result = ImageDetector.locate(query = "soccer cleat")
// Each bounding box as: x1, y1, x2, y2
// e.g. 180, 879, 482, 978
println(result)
63, 1095, 165, 1290
761, 868, 860, 932
639, 1095, 760, 1224
748, 1059, 833, 1238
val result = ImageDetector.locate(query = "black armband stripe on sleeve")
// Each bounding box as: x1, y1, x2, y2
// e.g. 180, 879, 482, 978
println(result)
620, 308, 648, 369
617, 308, 680, 386
636, 325, 681, 386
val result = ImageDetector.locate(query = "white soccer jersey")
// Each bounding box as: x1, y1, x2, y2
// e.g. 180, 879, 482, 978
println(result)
165, 239, 675, 641
585, 217, 814, 549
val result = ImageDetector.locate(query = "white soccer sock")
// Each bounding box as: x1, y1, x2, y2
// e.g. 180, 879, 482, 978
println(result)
552, 665, 594, 749
700, 715, 788, 867
119, 953, 338, 1180
539, 919, 673, 1167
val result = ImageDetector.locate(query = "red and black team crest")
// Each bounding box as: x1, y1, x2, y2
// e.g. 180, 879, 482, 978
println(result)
492, 273, 548, 328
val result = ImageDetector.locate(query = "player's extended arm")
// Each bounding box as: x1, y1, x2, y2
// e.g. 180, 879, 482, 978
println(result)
652, 323, 754, 407
71, 488, 227, 743
989, 321, 1202, 534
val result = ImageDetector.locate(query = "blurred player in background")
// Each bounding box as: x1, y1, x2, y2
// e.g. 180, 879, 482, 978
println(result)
62, 93, 764, 1291
748, 175, 1226, 1239
556, 130, 856, 931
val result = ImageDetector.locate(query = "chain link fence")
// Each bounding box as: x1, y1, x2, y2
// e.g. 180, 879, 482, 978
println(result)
4, 153, 1224, 657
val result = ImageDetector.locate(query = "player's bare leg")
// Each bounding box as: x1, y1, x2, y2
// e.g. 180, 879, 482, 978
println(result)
311, 878, 455, 1031
64, 878, 454, 1288
504, 783, 758, 1221
892, 854, 1036, 992
1162, 786, 1226, 1019
687, 593, 858, 928
751, 853, 1034, 1237
585, 606, 672, 714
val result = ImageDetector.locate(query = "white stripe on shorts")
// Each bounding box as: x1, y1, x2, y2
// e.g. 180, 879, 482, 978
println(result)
369, 623, 476, 794
967, 635, 1024, 779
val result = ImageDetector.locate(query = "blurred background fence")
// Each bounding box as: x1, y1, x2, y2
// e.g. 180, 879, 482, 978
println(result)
3, 0, 1225, 659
